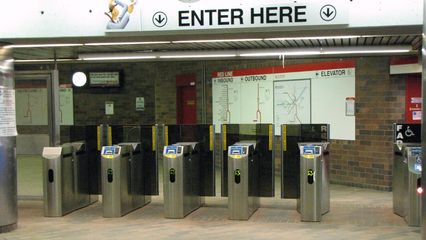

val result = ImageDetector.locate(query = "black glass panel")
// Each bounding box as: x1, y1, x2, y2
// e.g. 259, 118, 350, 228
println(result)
248, 146, 260, 197
115, 125, 159, 196
65, 125, 102, 195
166, 124, 215, 196
221, 124, 274, 197
140, 125, 159, 195
256, 124, 274, 197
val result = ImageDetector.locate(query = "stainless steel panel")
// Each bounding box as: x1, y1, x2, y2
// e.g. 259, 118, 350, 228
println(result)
102, 146, 127, 217
299, 155, 322, 222
102, 144, 149, 218
407, 171, 421, 226
163, 143, 201, 219
0, 137, 17, 232
43, 146, 65, 217
163, 153, 184, 218
43, 142, 97, 217
406, 146, 422, 227
393, 144, 408, 217
298, 142, 330, 222
227, 144, 259, 220
228, 155, 250, 220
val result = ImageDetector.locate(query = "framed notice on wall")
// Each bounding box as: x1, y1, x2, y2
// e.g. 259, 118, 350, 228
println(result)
406, 78, 421, 123
345, 97, 355, 116
89, 72, 121, 87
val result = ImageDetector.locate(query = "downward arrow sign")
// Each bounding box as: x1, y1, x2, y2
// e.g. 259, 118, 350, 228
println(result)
156, 15, 165, 24
323, 8, 334, 18
320, 5, 337, 21
152, 12, 167, 27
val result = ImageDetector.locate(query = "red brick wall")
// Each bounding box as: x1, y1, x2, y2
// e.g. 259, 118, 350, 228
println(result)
330, 57, 406, 190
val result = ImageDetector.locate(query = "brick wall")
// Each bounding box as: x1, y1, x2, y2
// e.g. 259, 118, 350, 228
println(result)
15, 56, 407, 190
329, 57, 405, 190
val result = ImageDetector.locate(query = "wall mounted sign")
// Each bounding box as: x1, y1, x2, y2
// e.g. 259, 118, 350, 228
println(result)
0, 89, 17, 137
212, 60, 356, 140
105, 101, 114, 115
141, 0, 349, 31
89, 72, 121, 87
345, 97, 355, 116
405, 78, 421, 123
394, 123, 421, 144
136, 97, 145, 111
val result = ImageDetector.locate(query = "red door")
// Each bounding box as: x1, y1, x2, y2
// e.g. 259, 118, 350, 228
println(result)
177, 86, 196, 124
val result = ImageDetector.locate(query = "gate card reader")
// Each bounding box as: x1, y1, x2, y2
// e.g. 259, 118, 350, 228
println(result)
163, 142, 202, 219
103, 146, 120, 155
228, 141, 259, 220
407, 147, 422, 175
297, 142, 330, 222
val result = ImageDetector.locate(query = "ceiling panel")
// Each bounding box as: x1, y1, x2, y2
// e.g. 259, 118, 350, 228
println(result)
11, 34, 421, 61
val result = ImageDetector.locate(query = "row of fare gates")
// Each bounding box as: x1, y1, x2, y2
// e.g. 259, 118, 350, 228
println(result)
43, 124, 329, 222
41, 123, 423, 225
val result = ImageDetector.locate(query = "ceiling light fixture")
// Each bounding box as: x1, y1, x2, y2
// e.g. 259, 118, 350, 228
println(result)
13, 58, 77, 63
5, 43, 83, 49
84, 41, 171, 46
80, 56, 157, 61
322, 49, 411, 55
159, 54, 237, 59
240, 51, 321, 57
172, 39, 262, 44
72, 46, 415, 62
264, 35, 361, 41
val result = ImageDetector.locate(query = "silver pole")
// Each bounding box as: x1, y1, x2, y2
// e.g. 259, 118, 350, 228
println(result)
0, 46, 17, 233
422, 0, 426, 237
47, 70, 60, 147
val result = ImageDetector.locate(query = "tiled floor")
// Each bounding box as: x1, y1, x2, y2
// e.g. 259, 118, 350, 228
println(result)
0, 184, 420, 240
17, 155, 43, 198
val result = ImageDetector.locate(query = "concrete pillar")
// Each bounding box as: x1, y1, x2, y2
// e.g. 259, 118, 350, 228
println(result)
0, 46, 17, 233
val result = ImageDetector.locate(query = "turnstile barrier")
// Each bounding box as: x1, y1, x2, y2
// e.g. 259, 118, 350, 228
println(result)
63, 124, 160, 196
392, 123, 421, 224
297, 142, 330, 222
221, 124, 274, 197
227, 142, 259, 220
101, 143, 151, 218
42, 142, 97, 217
164, 124, 215, 196
281, 124, 329, 199
163, 142, 202, 218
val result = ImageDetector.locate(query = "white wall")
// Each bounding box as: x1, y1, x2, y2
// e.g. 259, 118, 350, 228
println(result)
0, 0, 422, 39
